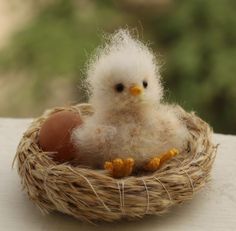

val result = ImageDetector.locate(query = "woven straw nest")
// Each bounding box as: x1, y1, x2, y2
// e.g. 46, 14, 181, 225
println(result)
14, 103, 217, 223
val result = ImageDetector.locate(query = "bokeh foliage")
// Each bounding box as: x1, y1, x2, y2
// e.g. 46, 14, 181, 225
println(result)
0, 0, 235, 134
141, 0, 236, 134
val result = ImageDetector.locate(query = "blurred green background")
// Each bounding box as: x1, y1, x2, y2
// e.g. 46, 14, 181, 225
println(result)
0, 0, 235, 134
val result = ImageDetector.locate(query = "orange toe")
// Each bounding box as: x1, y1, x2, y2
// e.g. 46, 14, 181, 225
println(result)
123, 158, 134, 176
144, 157, 161, 172
160, 148, 179, 166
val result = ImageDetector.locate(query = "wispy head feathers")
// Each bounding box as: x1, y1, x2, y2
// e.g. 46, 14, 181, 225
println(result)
85, 29, 163, 114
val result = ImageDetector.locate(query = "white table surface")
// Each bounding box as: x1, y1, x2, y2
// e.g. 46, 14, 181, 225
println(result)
0, 118, 236, 231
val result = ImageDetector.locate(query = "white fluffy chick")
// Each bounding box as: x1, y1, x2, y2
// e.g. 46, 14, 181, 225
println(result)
72, 29, 189, 177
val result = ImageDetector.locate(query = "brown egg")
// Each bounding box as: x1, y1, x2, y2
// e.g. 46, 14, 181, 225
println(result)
38, 110, 82, 163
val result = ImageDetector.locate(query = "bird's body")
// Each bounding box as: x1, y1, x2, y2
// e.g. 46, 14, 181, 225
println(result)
72, 29, 189, 176
73, 104, 187, 169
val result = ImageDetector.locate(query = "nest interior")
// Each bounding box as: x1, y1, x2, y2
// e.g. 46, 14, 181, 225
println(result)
14, 104, 217, 223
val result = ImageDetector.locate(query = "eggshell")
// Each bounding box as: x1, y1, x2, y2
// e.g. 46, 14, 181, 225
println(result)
38, 110, 82, 163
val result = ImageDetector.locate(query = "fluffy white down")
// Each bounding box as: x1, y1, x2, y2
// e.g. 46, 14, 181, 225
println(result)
72, 29, 189, 169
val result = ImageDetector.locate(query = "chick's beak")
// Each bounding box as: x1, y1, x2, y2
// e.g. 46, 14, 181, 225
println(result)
129, 85, 143, 96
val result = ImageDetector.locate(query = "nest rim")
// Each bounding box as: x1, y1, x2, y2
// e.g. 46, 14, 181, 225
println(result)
15, 103, 217, 223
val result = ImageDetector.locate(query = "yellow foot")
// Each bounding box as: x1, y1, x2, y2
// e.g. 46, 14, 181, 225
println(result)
144, 148, 179, 172
104, 158, 134, 178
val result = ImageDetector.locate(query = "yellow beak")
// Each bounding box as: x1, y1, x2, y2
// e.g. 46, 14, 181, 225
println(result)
129, 85, 143, 96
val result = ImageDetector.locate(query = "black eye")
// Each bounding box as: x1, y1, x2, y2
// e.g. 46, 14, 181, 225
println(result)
143, 80, 148, 88
115, 83, 125, 92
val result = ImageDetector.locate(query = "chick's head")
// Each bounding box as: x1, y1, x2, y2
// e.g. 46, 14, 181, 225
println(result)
87, 30, 163, 114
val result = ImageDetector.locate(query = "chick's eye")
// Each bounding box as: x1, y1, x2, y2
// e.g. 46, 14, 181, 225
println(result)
115, 83, 125, 93
143, 80, 148, 88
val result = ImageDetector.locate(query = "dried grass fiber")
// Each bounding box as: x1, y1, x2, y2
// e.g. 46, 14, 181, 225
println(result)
14, 103, 217, 223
